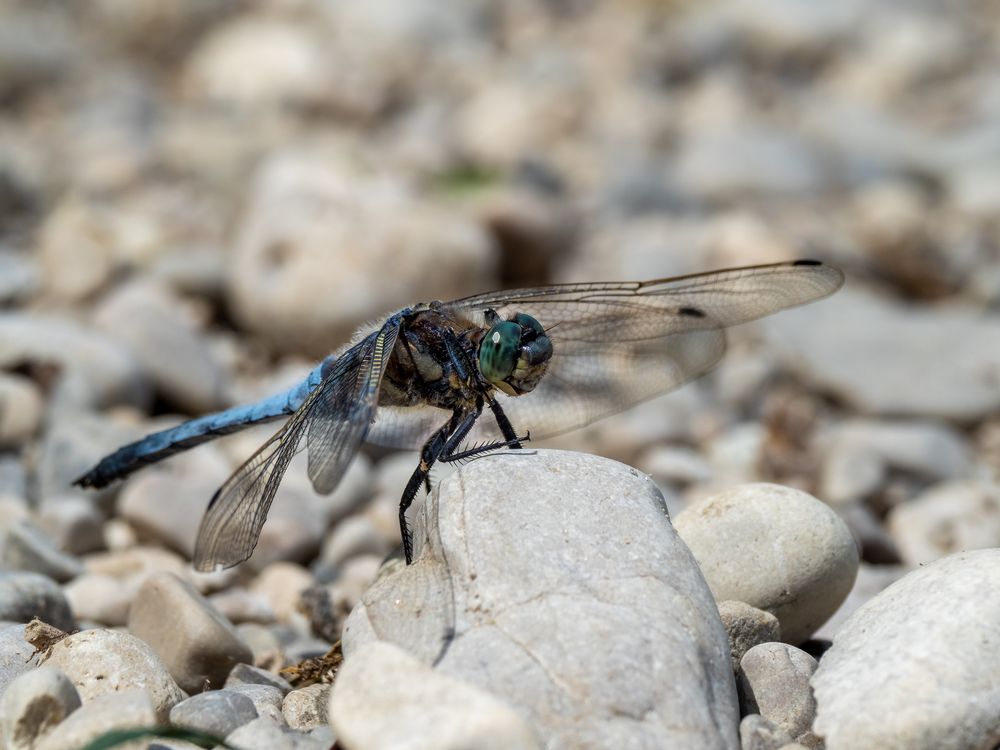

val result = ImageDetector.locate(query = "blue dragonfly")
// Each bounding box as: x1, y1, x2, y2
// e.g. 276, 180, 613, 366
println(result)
76, 260, 843, 570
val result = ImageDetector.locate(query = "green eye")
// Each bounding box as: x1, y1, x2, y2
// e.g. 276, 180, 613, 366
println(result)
479, 321, 521, 383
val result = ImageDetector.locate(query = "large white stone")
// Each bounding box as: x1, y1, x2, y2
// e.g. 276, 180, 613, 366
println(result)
812, 549, 1000, 749
344, 450, 739, 750
675, 483, 858, 644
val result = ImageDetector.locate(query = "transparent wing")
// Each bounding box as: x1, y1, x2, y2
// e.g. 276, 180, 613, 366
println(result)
193, 320, 400, 571
437, 260, 844, 441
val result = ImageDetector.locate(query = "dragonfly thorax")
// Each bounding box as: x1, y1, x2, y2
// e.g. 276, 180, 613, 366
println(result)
478, 311, 553, 397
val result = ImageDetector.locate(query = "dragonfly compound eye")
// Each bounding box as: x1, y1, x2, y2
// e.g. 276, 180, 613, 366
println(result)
479, 321, 521, 384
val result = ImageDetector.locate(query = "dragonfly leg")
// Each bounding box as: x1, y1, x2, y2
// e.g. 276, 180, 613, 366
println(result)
399, 409, 479, 564
440, 432, 528, 464
486, 396, 523, 449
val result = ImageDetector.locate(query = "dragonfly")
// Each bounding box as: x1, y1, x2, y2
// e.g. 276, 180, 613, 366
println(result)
76, 260, 843, 571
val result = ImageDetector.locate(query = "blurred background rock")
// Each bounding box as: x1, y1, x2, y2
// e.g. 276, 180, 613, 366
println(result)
0, 0, 998, 644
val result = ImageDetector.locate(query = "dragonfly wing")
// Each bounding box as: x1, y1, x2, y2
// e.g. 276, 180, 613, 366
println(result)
306, 319, 401, 493
193, 319, 401, 571
442, 261, 843, 439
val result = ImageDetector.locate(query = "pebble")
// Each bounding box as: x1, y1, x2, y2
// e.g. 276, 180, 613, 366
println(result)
0, 571, 75, 631
282, 683, 330, 731
820, 420, 972, 505
208, 587, 276, 625
887, 480, 1000, 566
224, 684, 287, 727
0, 666, 81, 750
739, 714, 794, 750
35, 497, 105, 556
345, 450, 739, 749
0, 520, 84, 583
249, 562, 315, 624
116, 470, 223, 559
0, 624, 38, 694
763, 288, 1000, 421
234, 624, 285, 672
169, 689, 259, 738
738, 643, 819, 747
225, 663, 293, 696
330, 641, 542, 750
0, 373, 43, 448
93, 279, 229, 413
675, 483, 858, 644
33, 691, 157, 750
718, 601, 782, 671
225, 716, 326, 750
128, 572, 253, 693
38, 628, 185, 722
0, 314, 147, 411
225, 151, 495, 357
812, 549, 1000, 749
317, 514, 392, 574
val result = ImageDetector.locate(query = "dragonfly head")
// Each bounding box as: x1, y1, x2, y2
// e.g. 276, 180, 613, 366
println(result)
478, 311, 553, 396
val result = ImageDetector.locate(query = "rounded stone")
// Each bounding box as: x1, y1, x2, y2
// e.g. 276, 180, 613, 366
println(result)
345, 450, 739, 749
812, 549, 1000, 750
675, 483, 859, 644
32, 691, 156, 750
718, 600, 781, 670
282, 683, 330, 731
0, 571, 75, 631
38, 628, 184, 722
330, 641, 542, 750
128, 572, 253, 693
738, 643, 818, 746
0, 666, 81, 750
169, 690, 258, 738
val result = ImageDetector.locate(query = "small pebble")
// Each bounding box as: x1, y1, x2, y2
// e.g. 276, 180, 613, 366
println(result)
169, 689, 259, 738
0, 666, 81, 750
128, 571, 253, 693
226, 662, 293, 695
718, 600, 782, 671
282, 683, 330, 731
0, 571, 75, 631
738, 643, 819, 747
39, 628, 185, 722
675, 483, 859, 643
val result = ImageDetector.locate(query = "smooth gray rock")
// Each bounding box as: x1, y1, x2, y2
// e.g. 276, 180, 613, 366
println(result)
36, 497, 105, 556
225, 715, 325, 750
0, 666, 81, 750
738, 643, 818, 747
812, 550, 1000, 749
282, 683, 329, 731
225, 151, 495, 357
226, 683, 286, 725
225, 663, 293, 696
344, 450, 739, 750
329, 641, 541, 750
0, 373, 42, 448
34, 691, 156, 750
0, 572, 74, 631
38, 628, 185, 722
0, 623, 37, 695
0, 520, 83, 583
813, 563, 909, 642
740, 714, 794, 750
92, 279, 229, 413
128, 572, 253, 693
675, 483, 858, 644
820, 420, 972, 505
763, 288, 1000, 421
0, 314, 147, 411
719, 601, 782, 671
169, 689, 258, 737
887, 480, 1000, 565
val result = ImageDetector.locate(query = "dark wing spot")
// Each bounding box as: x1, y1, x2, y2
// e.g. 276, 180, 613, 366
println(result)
793, 259, 822, 266
679, 306, 706, 318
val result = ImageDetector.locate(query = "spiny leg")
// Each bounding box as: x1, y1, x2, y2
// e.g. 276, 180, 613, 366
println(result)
486, 395, 522, 449
399, 409, 479, 564
440, 431, 529, 464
